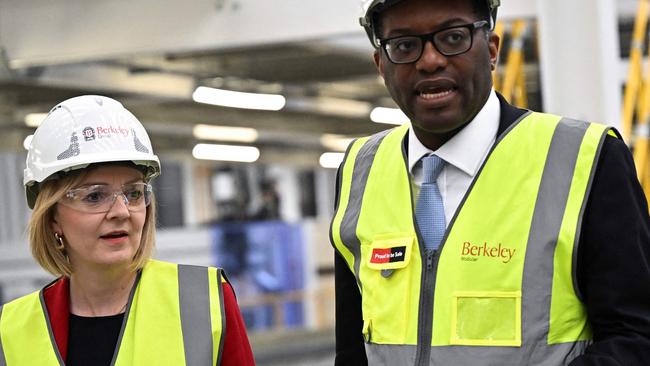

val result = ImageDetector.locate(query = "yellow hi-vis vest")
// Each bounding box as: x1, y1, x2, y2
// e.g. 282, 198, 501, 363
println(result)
331, 112, 617, 365
0, 260, 226, 366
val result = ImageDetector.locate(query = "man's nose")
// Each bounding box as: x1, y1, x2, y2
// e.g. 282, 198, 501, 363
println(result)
415, 40, 448, 72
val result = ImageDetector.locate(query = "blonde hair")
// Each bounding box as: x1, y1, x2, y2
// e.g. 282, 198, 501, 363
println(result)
28, 166, 157, 277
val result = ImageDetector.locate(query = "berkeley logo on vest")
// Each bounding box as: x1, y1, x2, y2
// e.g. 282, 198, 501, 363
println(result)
370, 246, 407, 264
461, 241, 516, 263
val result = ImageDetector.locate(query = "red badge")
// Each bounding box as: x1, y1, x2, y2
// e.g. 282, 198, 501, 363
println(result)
370, 248, 392, 264
370, 246, 406, 264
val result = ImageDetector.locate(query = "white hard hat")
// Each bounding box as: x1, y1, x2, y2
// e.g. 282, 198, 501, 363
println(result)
360, 0, 500, 48
24, 95, 161, 209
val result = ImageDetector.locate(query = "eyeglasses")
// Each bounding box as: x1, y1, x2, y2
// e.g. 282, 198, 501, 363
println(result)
60, 182, 152, 213
379, 20, 489, 64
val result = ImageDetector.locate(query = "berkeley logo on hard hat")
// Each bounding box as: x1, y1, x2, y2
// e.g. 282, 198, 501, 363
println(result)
83, 127, 96, 141
57, 133, 80, 160
96, 125, 130, 139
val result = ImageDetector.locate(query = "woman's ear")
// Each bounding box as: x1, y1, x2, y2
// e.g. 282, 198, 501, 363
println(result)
51, 210, 62, 235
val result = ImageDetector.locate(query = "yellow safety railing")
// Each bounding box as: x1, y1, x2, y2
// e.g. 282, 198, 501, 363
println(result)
622, 0, 650, 204
493, 20, 529, 109
622, 0, 650, 143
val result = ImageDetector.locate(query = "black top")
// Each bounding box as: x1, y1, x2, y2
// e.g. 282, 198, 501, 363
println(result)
334, 96, 650, 365
67, 313, 124, 366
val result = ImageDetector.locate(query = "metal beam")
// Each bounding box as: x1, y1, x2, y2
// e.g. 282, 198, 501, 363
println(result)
22, 63, 195, 99
0, 0, 364, 68
537, 0, 621, 127
0, 0, 569, 70
499, 0, 538, 20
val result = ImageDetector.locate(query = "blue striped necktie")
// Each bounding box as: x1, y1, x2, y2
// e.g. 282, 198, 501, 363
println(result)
416, 155, 446, 251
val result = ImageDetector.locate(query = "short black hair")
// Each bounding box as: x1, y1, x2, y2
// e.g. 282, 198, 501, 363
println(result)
373, 0, 491, 40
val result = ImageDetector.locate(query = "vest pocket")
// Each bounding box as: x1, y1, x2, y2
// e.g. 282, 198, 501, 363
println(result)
359, 233, 416, 344
365, 234, 413, 270
450, 291, 522, 347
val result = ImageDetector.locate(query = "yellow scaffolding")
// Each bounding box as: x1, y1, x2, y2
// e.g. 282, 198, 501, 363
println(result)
622, 0, 650, 143
494, 9, 650, 201
622, 0, 650, 203
493, 20, 529, 109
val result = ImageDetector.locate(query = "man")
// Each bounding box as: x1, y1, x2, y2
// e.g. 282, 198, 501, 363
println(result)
330, 0, 650, 365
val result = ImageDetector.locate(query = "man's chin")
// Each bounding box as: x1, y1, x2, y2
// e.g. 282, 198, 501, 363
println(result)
412, 115, 467, 135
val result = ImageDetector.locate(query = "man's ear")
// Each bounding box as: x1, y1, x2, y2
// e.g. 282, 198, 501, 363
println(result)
373, 49, 385, 78
488, 32, 500, 71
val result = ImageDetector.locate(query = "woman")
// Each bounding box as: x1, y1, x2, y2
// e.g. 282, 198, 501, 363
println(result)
0, 95, 255, 365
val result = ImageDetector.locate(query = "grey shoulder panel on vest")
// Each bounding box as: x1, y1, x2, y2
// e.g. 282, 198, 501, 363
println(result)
571, 121, 612, 302
38, 289, 65, 366
340, 128, 395, 283
178, 264, 214, 366
521, 117, 589, 353
0, 305, 5, 366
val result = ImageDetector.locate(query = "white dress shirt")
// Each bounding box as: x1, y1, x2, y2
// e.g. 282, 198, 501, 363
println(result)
408, 90, 500, 226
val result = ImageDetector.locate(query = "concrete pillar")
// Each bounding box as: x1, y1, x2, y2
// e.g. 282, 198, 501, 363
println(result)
537, 0, 621, 128
268, 165, 301, 222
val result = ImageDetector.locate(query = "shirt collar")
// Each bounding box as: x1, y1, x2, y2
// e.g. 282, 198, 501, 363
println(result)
408, 89, 500, 177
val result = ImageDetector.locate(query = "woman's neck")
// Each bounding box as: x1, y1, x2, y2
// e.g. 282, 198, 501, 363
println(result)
69, 266, 136, 317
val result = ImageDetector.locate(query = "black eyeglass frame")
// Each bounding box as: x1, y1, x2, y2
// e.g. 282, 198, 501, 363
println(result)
379, 20, 490, 64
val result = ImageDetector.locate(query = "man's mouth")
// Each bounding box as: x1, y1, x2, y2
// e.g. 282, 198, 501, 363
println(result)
415, 79, 458, 103
419, 88, 455, 100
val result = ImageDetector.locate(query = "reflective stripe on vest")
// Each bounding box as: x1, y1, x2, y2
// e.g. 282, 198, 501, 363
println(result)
330, 129, 393, 289
0, 260, 226, 366
0, 307, 4, 366
330, 112, 614, 365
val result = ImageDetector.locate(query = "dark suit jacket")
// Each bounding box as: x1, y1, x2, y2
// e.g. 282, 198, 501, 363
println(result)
334, 95, 650, 365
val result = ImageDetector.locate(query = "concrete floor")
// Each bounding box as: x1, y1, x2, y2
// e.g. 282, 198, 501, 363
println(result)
251, 328, 335, 366
260, 355, 334, 366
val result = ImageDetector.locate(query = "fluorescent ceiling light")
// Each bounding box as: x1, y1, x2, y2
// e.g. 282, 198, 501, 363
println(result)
319, 152, 345, 169
23, 135, 33, 150
287, 97, 371, 118
25, 113, 48, 128
370, 107, 410, 125
192, 143, 260, 163
320, 134, 354, 152
314, 97, 371, 117
193, 124, 258, 143
192, 86, 286, 111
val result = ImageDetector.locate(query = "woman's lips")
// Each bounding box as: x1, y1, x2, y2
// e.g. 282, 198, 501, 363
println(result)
100, 231, 129, 244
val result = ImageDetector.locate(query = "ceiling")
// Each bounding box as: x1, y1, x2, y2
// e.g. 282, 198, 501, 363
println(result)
0, 0, 638, 165
0, 39, 393, 164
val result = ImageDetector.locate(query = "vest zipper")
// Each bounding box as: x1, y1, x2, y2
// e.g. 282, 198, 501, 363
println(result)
415, 249, 438, 366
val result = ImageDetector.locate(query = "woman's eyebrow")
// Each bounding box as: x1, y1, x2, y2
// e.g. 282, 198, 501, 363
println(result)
75, 177, 144, 188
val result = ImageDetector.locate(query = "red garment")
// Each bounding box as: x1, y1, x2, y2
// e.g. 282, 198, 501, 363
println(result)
220, 282, 256, 366
43, 277, 255, 365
